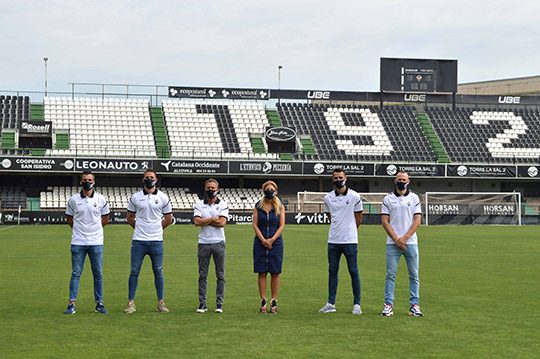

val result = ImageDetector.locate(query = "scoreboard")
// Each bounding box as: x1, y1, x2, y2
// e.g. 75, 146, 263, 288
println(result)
380, 58, 457, 93
402, 67, 435, 92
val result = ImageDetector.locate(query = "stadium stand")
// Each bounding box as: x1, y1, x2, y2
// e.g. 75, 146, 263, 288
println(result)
219, 187, 261, 211
0, 96, 31, 155
0, 95, 30, 128
38, 186, 262, 211
278, 103, 436, 162
162, 100, 279, 159
43, 97, 156, 157
0, 186, 27, 209
427, 107, 540, 163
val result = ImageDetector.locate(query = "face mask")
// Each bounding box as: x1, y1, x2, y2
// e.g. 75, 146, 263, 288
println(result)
206, 190, 218, 199
264, 190, 276, 199
333, 179, 346, 189
144, 179, 156, 189
82, 182, 94, 191
396, 182, 408, 191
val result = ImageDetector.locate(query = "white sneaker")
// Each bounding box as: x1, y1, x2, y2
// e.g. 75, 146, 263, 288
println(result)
319, 303, 336, 313
409, 304, 424, 317
381, 303, 393, 316
352, 304, 362, 315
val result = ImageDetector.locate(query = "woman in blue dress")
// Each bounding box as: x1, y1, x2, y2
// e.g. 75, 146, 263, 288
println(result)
252, 180, 285, 313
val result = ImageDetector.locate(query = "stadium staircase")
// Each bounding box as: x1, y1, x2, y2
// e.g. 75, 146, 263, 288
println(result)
266, 109, 282, 126
279, 153, 293, 161
250, 138, 266, 153
55, 133, 69, 150
300, 138, 316, 155
30, 104, 44, 121
29, 104, 46, 156
150, 107, 170, 159
27, 197, 40, 211
0, 132, 15, 149
416, 113, 449, 163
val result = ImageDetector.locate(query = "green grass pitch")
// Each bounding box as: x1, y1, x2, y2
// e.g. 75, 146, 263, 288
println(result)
0, 224, 539, 358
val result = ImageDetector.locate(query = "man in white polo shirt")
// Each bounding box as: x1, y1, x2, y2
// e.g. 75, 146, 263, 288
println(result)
193, 178, 229, 313
319, 168, 363, 315
381, 171, 423, 317
64, 170, 110, 315
125, 169, 172, 314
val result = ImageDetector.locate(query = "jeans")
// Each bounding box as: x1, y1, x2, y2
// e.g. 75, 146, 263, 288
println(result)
128, 240, 164, 301
69, 245, 104, 303
385, 244, 419, 306
198, 242, 226, 306
327, 243, 361, 305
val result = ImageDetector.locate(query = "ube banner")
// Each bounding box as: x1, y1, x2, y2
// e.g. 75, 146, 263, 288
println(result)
75, 158, 152, 173
153, 159, 228, 174
272, 89, 380, 102
518, 165, 540, 178
229, 161, 302, 175
303, 162, 374, 176
447, 165, 516, 178
169, 86, 270, 100
0, 157, 74, 172
376, 164, 445, 177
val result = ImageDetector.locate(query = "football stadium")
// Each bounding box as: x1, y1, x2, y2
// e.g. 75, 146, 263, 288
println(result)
3, 2, 540, 356
1, 57, 540, 358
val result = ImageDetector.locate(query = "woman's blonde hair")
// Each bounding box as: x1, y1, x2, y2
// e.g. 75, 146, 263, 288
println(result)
257, 180, 281, 215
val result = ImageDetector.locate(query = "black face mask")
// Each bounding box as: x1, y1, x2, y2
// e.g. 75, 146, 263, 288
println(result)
334, 179, 346, 189
82, 182, 94, 191
264, 190, 276, 199
396, 182, 408, 191
144, 179, 156, 189
206, 190, 219, 199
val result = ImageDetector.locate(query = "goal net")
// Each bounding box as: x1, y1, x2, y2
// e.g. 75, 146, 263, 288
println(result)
297, 191, 388, 214
425, 192, 521, 225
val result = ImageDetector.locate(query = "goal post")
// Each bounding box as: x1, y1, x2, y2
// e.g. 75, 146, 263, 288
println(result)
297, 191, 388, 214
297, 191, 522, 225
425, 192, 521, 226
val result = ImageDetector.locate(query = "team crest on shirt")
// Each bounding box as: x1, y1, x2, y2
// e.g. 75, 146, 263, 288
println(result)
407, 201, 411, 206
155, 199, 159, 204
346, 200, 350, 205
94, 202, 97, 207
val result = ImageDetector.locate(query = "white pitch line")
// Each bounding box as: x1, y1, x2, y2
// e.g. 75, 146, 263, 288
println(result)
0, 225, 17, 232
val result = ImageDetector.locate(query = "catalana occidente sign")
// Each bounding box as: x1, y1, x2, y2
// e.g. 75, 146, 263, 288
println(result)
153, 160, 228, 174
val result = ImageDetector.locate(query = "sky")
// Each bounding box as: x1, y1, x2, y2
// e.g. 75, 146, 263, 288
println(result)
1, 0, 540, 97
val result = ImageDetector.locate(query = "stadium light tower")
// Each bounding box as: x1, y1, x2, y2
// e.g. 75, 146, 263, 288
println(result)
278, 65, 283, 104
43, 57, 48, 96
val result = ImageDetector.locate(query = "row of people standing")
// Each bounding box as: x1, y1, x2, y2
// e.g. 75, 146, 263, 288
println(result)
64, 168, 423, 317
